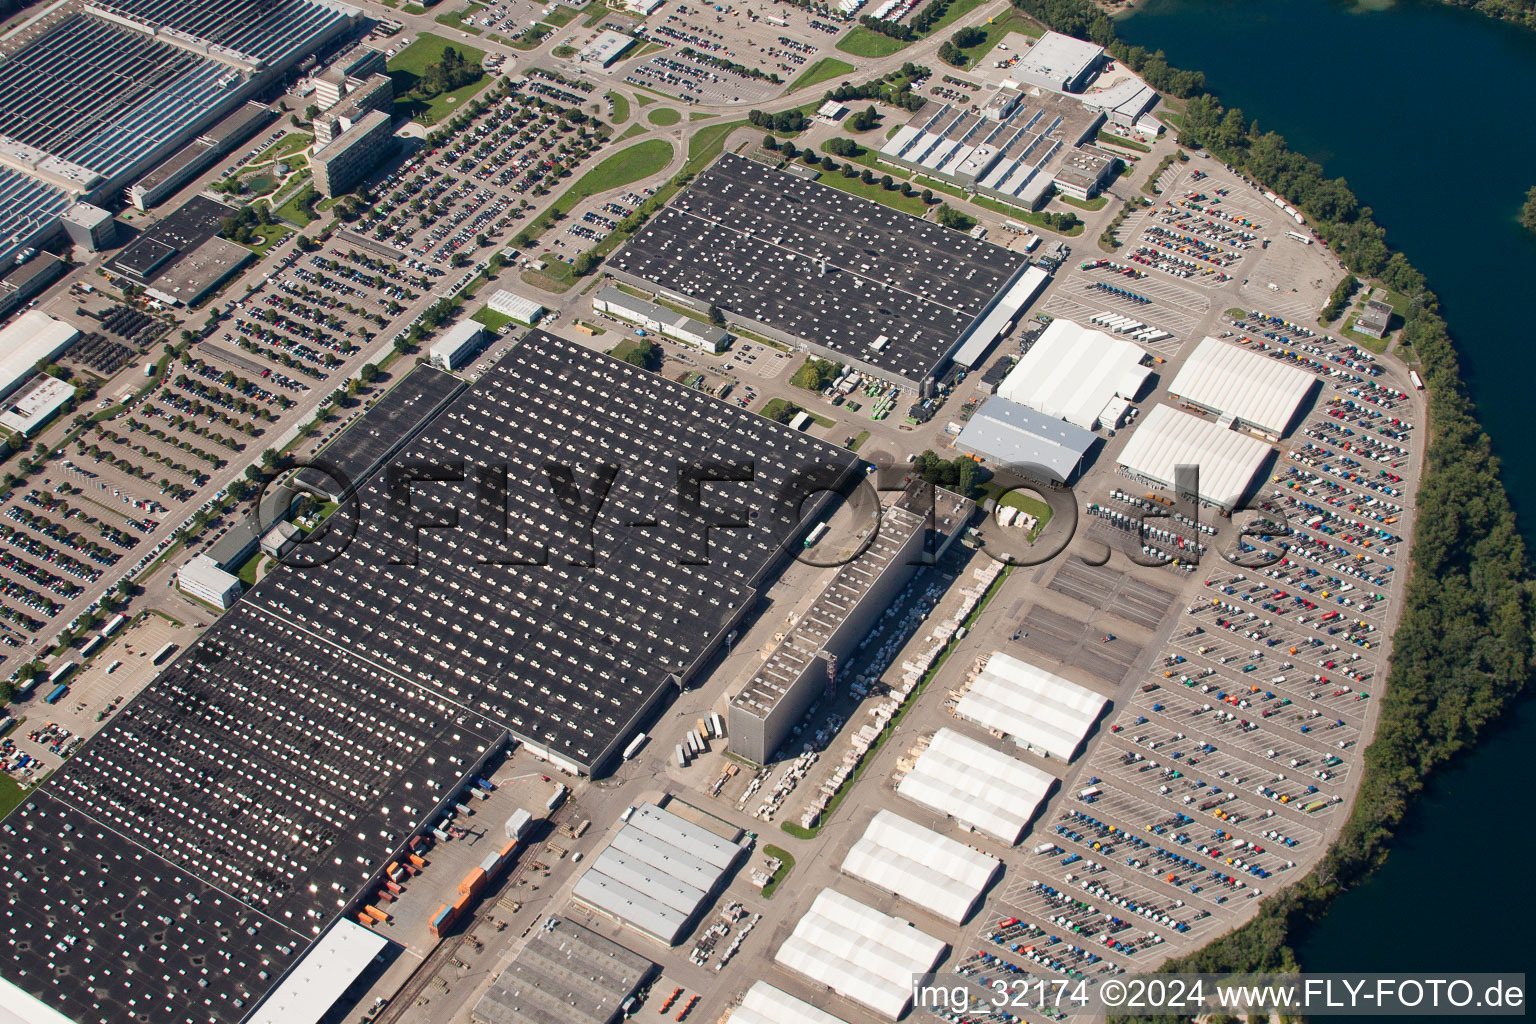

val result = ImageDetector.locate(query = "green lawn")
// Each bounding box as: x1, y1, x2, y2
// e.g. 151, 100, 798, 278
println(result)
994, 487, 1053, 539
273, 185, 320, 227
265, 132, 314, 162
472, 304, 517, 332
1058, 193, 1109, 211
847, 430, 870, 451
648, 106, 681, 125
836, 27, 912, 58
685, 118, 746, 172
387, 34, 491, 123
545, 4, 583, 26
760, 397, 803, 423
434, 4, 485, 34
606, 90, 630, 123
529, 139, 673, 236
0, 774, 29, 823
1097, 129, 1151, 153
760, 844, 796, 899
948, 10, 1036, 68
634, 92, 656, 106
818, 172, 930, 217
619, 122, 646, 140
922, 0, 994, 35
689, 111, 715, 120
234, 552, 265, 586
790, 56, 855, 91
241, 220, 293, 255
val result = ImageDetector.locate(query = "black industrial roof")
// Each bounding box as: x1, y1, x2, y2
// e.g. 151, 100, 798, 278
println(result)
0, 792, 308, 1024
0, 329, 857, 1024
108, 196, 240, 283
292, 363, 467, 502
609, 153, 1030, 384
260, 330, 860, 770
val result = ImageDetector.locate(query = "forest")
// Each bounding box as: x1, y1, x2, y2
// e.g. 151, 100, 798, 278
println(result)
1011, 0, 1536, 994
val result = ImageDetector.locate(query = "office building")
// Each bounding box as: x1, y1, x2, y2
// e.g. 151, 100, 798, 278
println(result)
312, 110, 393, 198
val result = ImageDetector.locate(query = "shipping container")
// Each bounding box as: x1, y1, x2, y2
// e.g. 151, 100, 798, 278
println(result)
101, 614, 127, 637
505, 808, 533, 840
459, 867, 487, 897
499, 839, 518, 861
544, 784, 567, 811
151, 642, 177, 665
428, 903, 454, 937
47, 661, 76, 686
364, 905, 390, 923
408, 853, 427, 868
474, 777, 495, 792
43, 683, 68, 705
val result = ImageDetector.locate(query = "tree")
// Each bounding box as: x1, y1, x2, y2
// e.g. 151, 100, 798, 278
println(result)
935, 203, 976, 231
304, 104, 320, 121
1523, 185, 1536, 234
360, 363, 380, 384
706, 304, 725, 326
920, 188, 934, 204
762, 134, 778, 151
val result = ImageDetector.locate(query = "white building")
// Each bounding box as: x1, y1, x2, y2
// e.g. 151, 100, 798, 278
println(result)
731, 982, 848, 1024
593, 286, 729, 353
1014, 31, 1105, 93
896, 728, 1057, 845
0, 376, 75, 436
1115, 404, 1275, 512
841, 810, 1000, 925
486, 288, 545, 325
577, 30, 637, 67
956, 651, 1108, 761
247, 920, 387, 1024
429, 321, 486, 371
997, 317, 1150, 430
177, 554, 242, 609
0, 311, 80, 400
774, 889, 947, 1020
1167, 336, 1318, 437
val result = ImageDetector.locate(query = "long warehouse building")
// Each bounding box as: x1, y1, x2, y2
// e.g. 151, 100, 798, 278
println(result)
0, 330, 860, 1024
609, 153, 1035, 393
1167, 336, 1319, 438
1116, 403, 1276, 512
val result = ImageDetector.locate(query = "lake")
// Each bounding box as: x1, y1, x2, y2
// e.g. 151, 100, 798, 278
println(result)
1119, 0, 1536, 973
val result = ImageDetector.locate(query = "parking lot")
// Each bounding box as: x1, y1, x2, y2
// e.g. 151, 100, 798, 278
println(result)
355, 72, 609, 266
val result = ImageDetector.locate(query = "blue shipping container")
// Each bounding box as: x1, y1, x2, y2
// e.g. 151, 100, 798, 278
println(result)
44, 684, 68, 704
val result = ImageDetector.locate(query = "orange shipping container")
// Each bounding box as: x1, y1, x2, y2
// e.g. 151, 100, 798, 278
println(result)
408, 853, 427, 868
499, 839, 517, 861
364, 905, 390, 923
452, 892, 470, 913
357, 913, 374, 927
459, 867, 487, 897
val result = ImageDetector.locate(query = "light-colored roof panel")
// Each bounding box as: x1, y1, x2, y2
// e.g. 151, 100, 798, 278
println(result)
954, 651, 1108, 761
896, 728, 1056, 844
956, 396, 1095, 482
732, 982, 849, 1024
1167, 337, 1316, 435
997, 317, 1149, 429
1115, 404, 1273, 510
774, 889, 947, 1020
571, 869, 689, 945
840, 810, 999, 925
249, 920, 387, 1024
628, 803, 742, 870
